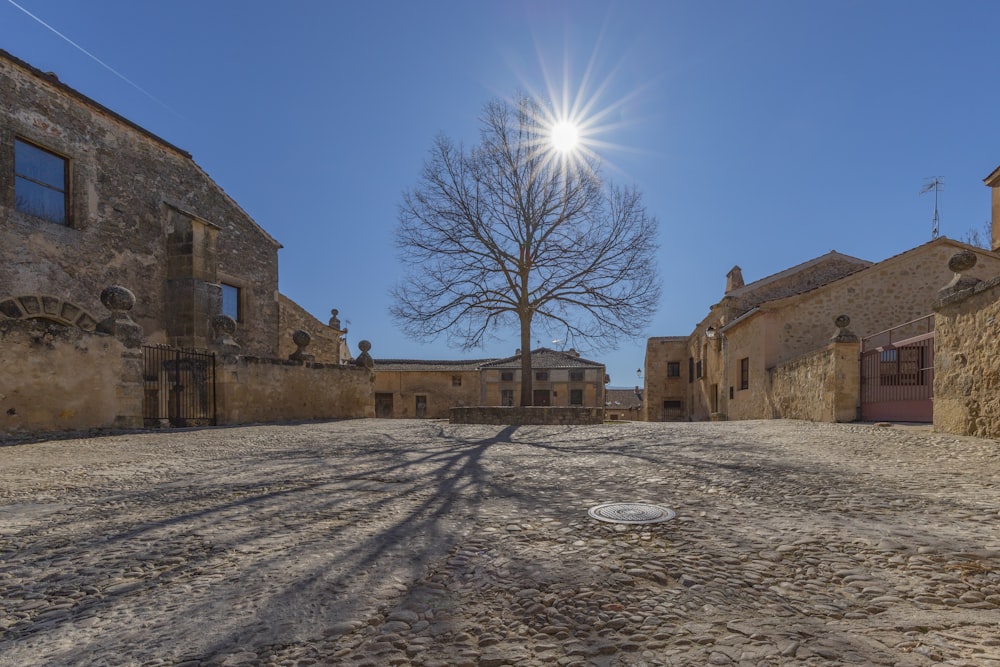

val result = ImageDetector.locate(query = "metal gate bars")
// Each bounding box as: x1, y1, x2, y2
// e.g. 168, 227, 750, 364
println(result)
142, 345, 216, 427
860, 315, 934, 423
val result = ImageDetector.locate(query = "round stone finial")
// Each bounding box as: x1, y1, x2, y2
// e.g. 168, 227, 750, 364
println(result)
292, 330, 312, 348
948, 250, 977, 273
834, 315, 851, 329
100, 285, 135, 313
213, 314, 237, 336
358, 339, 372, 353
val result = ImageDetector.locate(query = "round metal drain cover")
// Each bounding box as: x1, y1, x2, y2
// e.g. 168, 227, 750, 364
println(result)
588, 502, 676, 524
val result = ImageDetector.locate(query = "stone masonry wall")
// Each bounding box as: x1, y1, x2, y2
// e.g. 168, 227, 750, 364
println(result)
277, 295, 347, 364
0, 319, 140, 437
934, 274, 1000, 438
216, 357, 374, 425
769, 341, 859, 423
1, 53, 281, 356
450, 406, 605, 425
374, 370, 482, 419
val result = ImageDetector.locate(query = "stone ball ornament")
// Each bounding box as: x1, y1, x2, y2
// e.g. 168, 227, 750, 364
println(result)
292, 329, 312, 348
212, 314, 237, 336
834, 315, 851, 329
100, 285, 136, 313
948, 250, 977, 273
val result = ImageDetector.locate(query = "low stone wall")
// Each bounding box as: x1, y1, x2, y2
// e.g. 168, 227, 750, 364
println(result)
769, 340, 859, 423
217, 357, 374, 424
934, 274, 1000, 438
0, 319, 142, 438
450, 406, 604, 425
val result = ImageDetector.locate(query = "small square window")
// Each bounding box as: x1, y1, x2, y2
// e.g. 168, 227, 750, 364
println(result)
569, 389, 584, 405
221, 283, 241, 321
569, 369, 584, 382
15, 138, 68, 225
500, 371, 514, 382
666, 362, 680, 377
452, 375, 462, 387
535, 371, 549, 381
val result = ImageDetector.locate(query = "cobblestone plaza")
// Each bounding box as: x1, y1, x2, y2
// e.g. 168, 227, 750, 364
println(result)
2, 420, 999, 666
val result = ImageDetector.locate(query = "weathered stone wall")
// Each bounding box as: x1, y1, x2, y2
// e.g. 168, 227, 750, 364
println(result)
374, 369, 481, 418
450, 406, 604, 425
769, 342, 859, 422
216, 357, 374, 424
277, 295, 348, 364
933, 274, 1000, 438
0, 319, 142, 437
0, 51, 281, 356
642, 337, 689, 421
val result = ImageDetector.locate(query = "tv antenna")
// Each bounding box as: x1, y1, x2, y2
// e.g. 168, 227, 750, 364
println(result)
920, 177, 944, 239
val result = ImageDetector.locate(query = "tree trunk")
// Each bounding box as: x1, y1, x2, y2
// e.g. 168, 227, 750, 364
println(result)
519, 316, 533, 406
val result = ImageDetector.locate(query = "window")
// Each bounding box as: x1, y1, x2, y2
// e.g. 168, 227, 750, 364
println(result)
663, 400, 682, 410
570, 389, 584, 405
501, 389, 514, 406
569, 369, 584, 382
500, 371, 514, 382
739, 357, 749, 390
535, 371, 549, 381
15, 138, 68, 224
666, 362, 680, 378
221, 283, 242, 321
452, 375, 462, 387
688, 357, 694, 383
696, 360, 703, 379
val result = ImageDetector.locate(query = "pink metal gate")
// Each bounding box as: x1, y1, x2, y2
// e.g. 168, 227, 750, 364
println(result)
860, 315, 934, 422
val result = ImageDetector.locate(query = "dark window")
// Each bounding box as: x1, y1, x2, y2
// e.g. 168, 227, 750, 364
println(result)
666, 362, 680, 377
501, 389, 514, 406
740, 357, 749, 390
15, 138, 68, 224
569, 369, 585, 382
535, 371, 549, 381
663, 400, 682, 410
688, 357, 694, 383
570, 389, 584, 405
452, 375, 462, 387
500, 371, 514, 382
221, 283, 241, 321
696, 360, 703, 379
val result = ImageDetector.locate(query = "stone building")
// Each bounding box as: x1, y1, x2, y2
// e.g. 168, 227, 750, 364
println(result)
644, 237, 1000, 423
373, 348, 607, 418
372, 359, 490, 418
1, 49, 369, 436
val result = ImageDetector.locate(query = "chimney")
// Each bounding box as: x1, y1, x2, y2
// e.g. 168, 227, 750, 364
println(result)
726, 265, 744, 293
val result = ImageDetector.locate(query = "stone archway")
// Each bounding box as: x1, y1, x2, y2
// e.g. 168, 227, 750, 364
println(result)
0, 295, 99, 331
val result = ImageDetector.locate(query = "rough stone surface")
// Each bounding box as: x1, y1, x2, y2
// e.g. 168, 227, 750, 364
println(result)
2, 419, 1000, 666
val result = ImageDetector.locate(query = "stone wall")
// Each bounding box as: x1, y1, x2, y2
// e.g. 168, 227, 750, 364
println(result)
933, 258, 1000, 438
0, 318, 142, 437
642, 337, 689, 421
769, 341, 860, 423
1, 51, 281, 357
374, 368, 482, 418
277, 295, 348, 364
216, 357, 374, 424
450, 406, 605, 425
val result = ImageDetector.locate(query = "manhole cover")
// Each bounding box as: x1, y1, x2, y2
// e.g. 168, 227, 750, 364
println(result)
588, 502, 676, 524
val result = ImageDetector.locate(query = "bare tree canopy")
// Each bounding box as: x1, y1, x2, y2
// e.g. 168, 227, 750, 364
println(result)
391, 95, 661, 405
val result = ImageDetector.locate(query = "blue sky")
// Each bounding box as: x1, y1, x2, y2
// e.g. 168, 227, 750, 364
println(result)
4, 0, 998, 387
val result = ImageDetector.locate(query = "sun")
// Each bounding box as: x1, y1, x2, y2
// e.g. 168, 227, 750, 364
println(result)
550, 120, 580, 153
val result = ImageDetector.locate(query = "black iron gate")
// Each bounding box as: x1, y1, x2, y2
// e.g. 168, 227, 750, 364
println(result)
142, 345, 216, 427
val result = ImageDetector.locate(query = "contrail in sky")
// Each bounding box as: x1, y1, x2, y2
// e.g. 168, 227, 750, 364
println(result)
6, 0, 179, 115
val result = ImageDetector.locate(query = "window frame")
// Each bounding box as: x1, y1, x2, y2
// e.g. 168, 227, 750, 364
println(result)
500, 371, 514, 382
220, 282, 243, 322
535, 371, 549, 381
569, 369, 585, 382
739, 357, 749, 390
14, 137, 70, 225
666, 361, 681, 378
569, 388, 584, 405
451, 375, 462, 387
500, 389, 514, 406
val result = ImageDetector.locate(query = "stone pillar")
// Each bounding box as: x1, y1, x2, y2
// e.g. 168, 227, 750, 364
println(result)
95, 285, 145, 429
828, 315, 860, 423
165, 205, 221, 350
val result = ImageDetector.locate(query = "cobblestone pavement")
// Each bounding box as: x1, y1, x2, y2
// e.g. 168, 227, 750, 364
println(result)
2, 420, 1000, 667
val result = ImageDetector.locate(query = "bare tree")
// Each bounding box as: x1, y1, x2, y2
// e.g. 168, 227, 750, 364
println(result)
392, 95, 660, 405
961, 220, 994, 250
